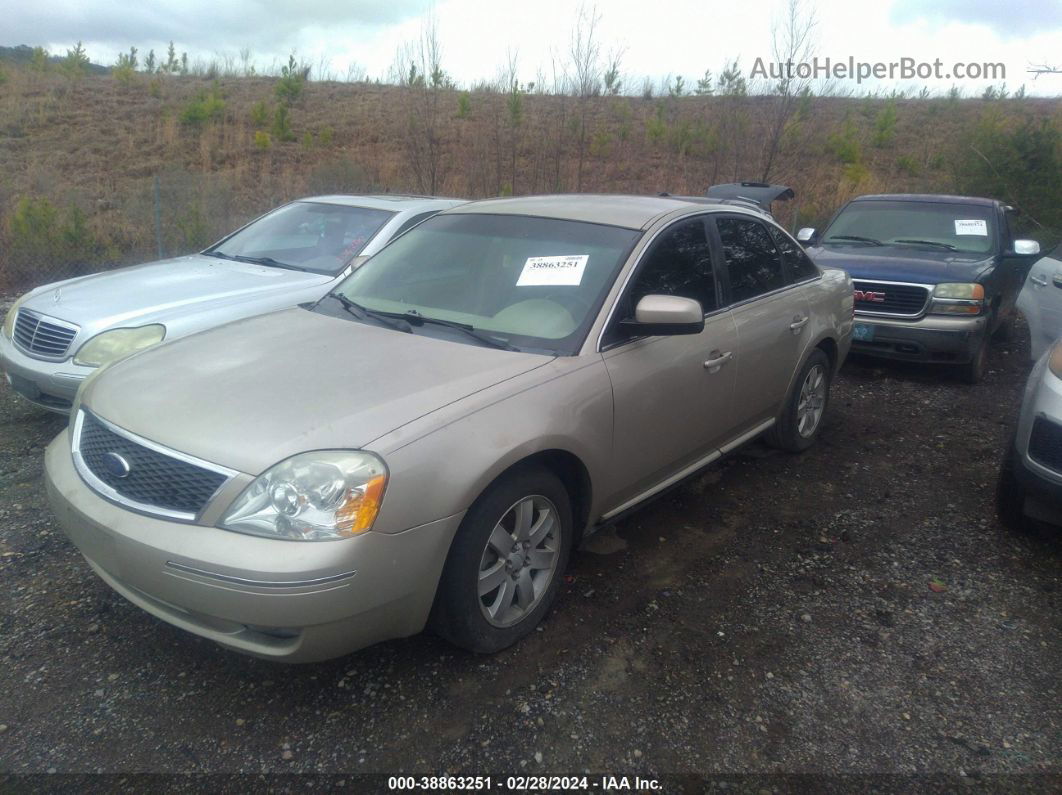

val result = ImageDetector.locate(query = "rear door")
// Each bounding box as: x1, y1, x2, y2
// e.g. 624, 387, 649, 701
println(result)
600, 215, 739, 509
711, 214, 811, 429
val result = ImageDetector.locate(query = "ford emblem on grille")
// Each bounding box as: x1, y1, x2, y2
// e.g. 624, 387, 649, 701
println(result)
102, 452, 132, 479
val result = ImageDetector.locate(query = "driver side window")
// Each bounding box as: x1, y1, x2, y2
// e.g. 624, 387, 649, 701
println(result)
604, 217, 717, 348
628, 217, 718, 314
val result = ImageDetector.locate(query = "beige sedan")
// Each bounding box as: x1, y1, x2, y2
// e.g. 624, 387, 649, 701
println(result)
43, 195, 853, 662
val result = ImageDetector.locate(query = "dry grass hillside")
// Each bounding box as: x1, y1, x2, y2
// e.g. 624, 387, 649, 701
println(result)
0, 62, 1059, 290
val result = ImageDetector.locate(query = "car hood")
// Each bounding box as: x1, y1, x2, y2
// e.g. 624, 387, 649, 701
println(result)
23, 254, 334, 328
807, 244, 992, 284
81, 308, 555, 475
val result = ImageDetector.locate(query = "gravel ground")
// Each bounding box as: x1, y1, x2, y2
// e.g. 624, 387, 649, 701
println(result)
0, 321, 1058, 788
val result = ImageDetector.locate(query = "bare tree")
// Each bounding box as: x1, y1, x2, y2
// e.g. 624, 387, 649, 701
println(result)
1027, 63, 1061, 78
569, 3, 604, 191
758, 0, 818, 182
393, 14, 450, 194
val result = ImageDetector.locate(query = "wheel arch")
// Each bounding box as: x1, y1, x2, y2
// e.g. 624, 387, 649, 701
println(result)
473, 448, 594, 544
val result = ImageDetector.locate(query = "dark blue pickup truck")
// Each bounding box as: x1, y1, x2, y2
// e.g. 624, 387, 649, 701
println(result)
798, 194, 1041, 382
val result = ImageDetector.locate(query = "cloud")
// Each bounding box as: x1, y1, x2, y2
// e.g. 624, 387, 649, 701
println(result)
890, 0, 1062, 38
5, 0, 431, 53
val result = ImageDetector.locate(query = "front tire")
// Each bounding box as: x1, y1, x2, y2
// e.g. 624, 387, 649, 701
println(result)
959, 333, 989, 384
432, 467, 573, 653
996, 441, 1029, 533
766, 349, 832, 453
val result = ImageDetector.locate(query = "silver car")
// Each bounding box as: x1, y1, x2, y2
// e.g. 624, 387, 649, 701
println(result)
1015, 244, 1062, 362
43, 195, 853, 662
1, 194, 464, 413
998, 340, 1062, 530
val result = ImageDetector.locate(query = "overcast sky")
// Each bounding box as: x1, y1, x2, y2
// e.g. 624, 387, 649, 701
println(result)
7, 0, 1062, 96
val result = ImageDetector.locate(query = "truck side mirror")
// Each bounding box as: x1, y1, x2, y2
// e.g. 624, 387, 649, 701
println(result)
796, 227, 817, 244
1012, 240, 1040, 257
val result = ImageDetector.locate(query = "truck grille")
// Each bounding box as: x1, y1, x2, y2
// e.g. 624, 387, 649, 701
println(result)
852, 280, 931, 317
72, 410, 234, 520
13, 309, 79, 360
1028, 416, 1062, 474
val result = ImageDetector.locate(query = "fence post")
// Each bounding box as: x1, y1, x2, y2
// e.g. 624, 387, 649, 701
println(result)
154, 175, 163, 259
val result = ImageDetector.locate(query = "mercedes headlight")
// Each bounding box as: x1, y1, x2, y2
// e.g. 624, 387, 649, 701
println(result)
73, 325, 166, 367
219, 451, 388, 541
2, 293, 30, 339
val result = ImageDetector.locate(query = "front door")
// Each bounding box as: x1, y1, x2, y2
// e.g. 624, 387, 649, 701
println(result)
600, 216, 739, 510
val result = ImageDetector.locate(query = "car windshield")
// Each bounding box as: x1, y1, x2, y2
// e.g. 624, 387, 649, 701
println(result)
320, 213, 640, 354
822, 200, 996, 255
206, 201, 396, 275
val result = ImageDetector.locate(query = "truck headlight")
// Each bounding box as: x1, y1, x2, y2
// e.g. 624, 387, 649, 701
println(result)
219, 451, 387, 541
73, 325, 166, 367
929, 283, 984, 315
2, 294, 30, 339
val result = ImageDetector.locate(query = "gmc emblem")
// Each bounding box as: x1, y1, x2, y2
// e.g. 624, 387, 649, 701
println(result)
854, 289, 886, 303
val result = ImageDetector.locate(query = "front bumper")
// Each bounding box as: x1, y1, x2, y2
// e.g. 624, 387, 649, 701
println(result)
45, 430, 463, 662
850, 313, 986, 364
1012, 354, 1062, 525
0, 332, 89, 413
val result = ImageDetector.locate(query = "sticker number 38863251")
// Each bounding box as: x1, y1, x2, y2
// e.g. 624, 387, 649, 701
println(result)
517, 255, 590, 287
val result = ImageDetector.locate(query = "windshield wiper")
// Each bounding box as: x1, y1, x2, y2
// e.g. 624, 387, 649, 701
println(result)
892, 239, 957, 251
329, 293, 412, 333
229, 254, 311, 272
402, 310, 519, 351
824, 235, 883, 246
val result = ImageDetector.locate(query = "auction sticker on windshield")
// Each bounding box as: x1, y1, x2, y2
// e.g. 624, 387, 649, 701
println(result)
517, 255, 589, 286
954, 219, 988, 236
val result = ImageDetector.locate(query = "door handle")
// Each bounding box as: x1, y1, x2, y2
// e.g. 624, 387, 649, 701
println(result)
789, 315, 809, 332
1031, 274, 1048, 287
703, 351, 732, 372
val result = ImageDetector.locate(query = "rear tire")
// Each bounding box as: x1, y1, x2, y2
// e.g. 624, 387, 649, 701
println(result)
766, 349, 832, 453
431, 466, 573, 654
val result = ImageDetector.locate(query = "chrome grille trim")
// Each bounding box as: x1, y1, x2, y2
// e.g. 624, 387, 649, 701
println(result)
71, 409, 239, 522
852, 279, 932, 319
12, 309, 80, 360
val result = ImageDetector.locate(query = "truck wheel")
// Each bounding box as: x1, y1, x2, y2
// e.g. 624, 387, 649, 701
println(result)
993, 313, 1014, 343
431, 466, 572, 653
959, 334, 988, 384
766, 349, 831, 453
996, 441, 1029, 533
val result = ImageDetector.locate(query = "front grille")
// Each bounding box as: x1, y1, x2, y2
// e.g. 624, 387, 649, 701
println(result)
1028, 416, 1062, 474
13, 309, 79, 359
852, 280, 931, 317
74, 411, 231, 518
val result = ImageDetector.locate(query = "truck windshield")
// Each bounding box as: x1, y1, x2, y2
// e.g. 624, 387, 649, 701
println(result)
822, 200, 996, 256
206, 202, 395, 275
320, 213, 640, 354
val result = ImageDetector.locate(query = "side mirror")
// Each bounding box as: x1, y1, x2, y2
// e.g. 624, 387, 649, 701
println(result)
796, 227, 817, 244
1012, 240, 1040, 257
621, 295, 705, 336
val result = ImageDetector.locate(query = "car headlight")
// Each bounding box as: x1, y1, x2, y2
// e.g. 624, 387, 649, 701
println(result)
73, 325, 166, 367
219, 451, 388, 541
2, 293, 30, 339
929, 283, 984, 315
